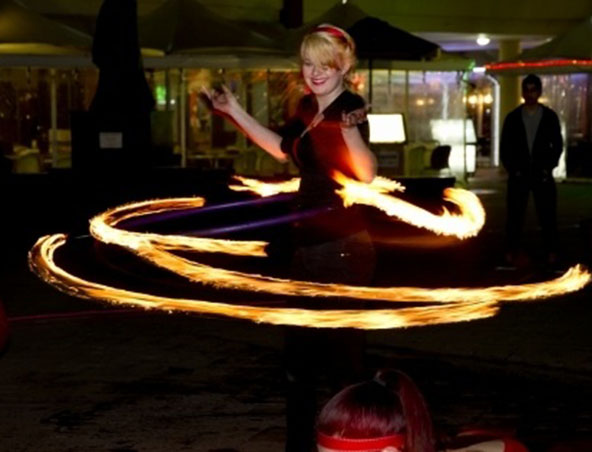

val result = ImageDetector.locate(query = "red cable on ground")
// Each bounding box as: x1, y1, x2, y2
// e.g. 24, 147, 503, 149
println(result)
7, 309, 141, 323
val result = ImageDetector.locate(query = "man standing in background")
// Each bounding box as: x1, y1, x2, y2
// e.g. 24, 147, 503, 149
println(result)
501, 74, 563, 266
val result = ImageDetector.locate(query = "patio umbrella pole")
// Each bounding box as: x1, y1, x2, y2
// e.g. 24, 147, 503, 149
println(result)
404, 71, 409, 119
368, 59, 373, 107
463, 110, 468, 183
165, 69, 170, 111
180, 68, 186, 168
50, 68, 57, 168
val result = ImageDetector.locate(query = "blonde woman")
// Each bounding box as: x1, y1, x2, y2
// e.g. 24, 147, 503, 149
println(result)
204, 24, 376, 451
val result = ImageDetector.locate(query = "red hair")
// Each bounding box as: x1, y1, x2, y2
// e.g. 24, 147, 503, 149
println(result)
317, 370, 436, 452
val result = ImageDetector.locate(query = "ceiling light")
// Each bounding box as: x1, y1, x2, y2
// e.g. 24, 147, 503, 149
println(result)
476, 35, 490, 46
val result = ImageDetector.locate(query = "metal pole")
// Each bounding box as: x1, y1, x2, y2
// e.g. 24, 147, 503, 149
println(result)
165, 69, 170, 111
487, 74, 501, 167
463, 72, 468, 184
497, 40, 521, 168
368, 59, 373, 108
179, 68, 186, 167
404, 71, 409, 125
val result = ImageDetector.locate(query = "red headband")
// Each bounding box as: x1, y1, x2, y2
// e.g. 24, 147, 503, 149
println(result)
313, 26, 352, 46
317, 432, 405, 451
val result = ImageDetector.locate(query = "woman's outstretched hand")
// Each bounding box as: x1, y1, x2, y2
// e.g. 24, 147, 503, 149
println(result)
200, 85, 239, 115
199, 84, 286, 162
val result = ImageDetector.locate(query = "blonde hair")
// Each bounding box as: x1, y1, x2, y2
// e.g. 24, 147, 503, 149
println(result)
300, 24, 356, 82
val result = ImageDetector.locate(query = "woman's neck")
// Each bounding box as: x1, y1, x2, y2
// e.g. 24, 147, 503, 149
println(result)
315, 86, 345, 112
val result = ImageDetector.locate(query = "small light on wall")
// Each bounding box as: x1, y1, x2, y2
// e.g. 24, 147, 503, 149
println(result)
476, 34, 490, 46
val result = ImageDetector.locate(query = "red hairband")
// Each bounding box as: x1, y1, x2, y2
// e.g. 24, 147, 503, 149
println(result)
317, 432, 405, 451
314, 26, 352, 45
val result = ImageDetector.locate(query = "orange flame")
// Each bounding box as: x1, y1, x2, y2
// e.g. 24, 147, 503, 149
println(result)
232, 175, 484, 239
29, 232, 590, 329
83, 199, 587, 304
26, 233, 500, 329
27, 175, 591, 330
89, 198, 268, 257
229, 176, 300, 197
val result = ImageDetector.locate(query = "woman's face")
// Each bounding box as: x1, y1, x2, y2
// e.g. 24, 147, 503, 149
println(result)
301, 53, 345, 99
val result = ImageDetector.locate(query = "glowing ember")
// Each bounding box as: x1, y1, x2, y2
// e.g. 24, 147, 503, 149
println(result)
28, 176, 591, 329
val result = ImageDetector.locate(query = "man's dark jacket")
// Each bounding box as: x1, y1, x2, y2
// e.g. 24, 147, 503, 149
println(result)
500, 105, 563, 175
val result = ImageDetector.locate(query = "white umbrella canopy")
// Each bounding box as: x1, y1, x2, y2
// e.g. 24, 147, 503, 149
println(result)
138, 0, 288, 57
0, 0, 92, 54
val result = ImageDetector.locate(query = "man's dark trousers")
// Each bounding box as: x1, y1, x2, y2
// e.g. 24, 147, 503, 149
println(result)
506, 171, 558, 254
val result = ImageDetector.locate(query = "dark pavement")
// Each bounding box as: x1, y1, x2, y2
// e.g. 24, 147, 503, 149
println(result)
1, 168, 592, 451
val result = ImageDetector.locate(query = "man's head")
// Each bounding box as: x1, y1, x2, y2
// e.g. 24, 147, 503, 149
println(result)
522, 74, 542, 106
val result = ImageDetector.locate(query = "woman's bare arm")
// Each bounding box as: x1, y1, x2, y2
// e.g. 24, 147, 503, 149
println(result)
201, 85, 287, 163
341, 108, 377, 183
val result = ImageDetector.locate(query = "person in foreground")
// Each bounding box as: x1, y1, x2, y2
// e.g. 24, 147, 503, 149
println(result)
500, 74, 563, 267
203, 24, 377, 452
316, 369, 529, 452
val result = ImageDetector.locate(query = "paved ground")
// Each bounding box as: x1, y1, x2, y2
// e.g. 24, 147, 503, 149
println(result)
1, 168, 592, 451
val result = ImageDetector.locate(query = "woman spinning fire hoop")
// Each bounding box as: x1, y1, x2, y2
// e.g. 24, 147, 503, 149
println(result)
203, 24, 376, 451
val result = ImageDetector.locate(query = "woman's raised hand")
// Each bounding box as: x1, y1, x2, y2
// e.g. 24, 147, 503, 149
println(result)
341, 105, 370, 129
200, 85, 239, 115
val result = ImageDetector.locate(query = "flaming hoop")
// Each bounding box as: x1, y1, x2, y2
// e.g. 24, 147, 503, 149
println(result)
29, 176, 591, 329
